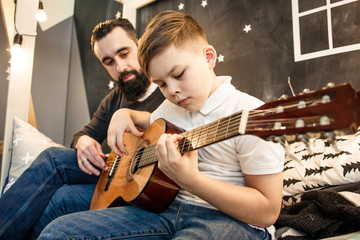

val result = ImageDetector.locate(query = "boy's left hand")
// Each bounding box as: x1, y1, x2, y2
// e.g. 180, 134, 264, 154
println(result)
156, 133, 200, 188
107, 109, 144, 156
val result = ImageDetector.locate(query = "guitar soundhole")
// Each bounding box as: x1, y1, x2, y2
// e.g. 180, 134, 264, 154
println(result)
130, 147, 145, 174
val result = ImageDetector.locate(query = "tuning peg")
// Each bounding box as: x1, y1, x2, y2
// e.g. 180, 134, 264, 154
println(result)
323, 132, 341, 152
325, 82, 335, 88
297, 134, 314, 154
279, 94, 288, 100
302, 88, 310, 94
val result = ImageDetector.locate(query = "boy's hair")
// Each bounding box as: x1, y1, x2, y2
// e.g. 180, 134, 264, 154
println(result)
138, 10, 208, 78
91, 18, 138, 53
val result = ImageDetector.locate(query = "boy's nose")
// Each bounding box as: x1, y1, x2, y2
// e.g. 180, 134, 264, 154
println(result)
168, 84, 180, 96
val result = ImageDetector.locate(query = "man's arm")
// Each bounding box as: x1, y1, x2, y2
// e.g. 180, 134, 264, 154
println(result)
70, 88, 120, 149
71, 88, 121, 175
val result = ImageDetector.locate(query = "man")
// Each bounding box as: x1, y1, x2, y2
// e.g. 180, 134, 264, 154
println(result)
0, 18, 165, 240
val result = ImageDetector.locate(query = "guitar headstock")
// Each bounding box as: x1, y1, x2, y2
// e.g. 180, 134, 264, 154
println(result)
246, 83, 360, 143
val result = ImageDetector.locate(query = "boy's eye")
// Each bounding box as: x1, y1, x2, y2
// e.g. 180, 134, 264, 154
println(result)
174, 70, 184, 79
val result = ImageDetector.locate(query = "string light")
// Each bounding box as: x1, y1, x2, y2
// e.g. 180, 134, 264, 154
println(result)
10, 33, 23, 55
36, 1, 47, 22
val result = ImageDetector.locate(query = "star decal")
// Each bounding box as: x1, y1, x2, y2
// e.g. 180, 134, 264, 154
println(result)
217, 54, 224, 63
21, 152, 35, 165
115, 11, 121, 19
108, 80, 115, 90
178, 3, 184, 10
201, 0, 208, 8
13, 134, 23, 146
243, 24, 252, 33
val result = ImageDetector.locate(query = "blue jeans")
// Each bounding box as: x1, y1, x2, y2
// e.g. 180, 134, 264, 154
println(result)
0, 147, 99, 240
39, 198, 271, 240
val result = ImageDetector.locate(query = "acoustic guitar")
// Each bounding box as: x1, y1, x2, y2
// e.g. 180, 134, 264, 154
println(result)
90, 83, 360, 213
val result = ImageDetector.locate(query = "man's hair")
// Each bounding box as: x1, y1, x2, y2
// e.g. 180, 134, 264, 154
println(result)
138, 10, 208, 78
91, 18, 138, 53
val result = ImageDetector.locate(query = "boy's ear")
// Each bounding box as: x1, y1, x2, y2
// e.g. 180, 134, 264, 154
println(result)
204, 45, 217, 69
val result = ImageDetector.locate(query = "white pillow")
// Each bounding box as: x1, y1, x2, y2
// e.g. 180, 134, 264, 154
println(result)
2, 117, 64, 194
282, 129, 360, 206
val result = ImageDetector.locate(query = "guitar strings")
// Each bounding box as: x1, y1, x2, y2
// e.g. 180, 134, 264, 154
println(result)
114, 98, 324, 167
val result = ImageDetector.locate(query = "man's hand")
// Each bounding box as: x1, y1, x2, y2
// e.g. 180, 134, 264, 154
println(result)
75, 135, 108, 176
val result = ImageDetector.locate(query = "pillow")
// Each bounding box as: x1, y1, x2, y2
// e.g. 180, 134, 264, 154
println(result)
282, 129, 360, 206
2, 117, 64, 194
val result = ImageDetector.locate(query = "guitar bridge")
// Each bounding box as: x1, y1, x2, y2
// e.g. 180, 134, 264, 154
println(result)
104, 155, 121, 191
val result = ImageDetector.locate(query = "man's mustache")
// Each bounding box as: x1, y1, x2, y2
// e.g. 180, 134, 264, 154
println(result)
119, 70, 137, 82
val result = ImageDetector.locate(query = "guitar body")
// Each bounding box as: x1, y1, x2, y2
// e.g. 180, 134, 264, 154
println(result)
90, 118, 180, 213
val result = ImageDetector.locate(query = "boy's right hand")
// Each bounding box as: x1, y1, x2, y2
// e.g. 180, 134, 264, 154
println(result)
107, 108, 144, 157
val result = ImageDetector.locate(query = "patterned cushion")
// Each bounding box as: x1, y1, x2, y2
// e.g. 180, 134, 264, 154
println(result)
1, 117, 64, 194
282, 129, 360, 206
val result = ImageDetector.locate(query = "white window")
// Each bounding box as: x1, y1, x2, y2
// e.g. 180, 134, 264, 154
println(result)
292, 0, 360, 61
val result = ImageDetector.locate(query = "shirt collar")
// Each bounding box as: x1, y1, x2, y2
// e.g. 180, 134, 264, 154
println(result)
199, 76, 235, 115
138, 83, 158, 102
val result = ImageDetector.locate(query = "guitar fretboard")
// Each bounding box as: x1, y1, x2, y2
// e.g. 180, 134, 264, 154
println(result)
178, 111, 245, 152
135, 111, 245, 169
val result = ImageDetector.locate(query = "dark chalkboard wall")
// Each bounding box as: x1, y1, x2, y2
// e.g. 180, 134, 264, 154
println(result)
74, 0, 123, 116
136, 0, 360, 104
75, 0, 360, 116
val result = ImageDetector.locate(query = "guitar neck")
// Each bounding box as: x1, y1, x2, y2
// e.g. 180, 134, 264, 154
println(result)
177, 111, 246, 152
136, 111, 247, 169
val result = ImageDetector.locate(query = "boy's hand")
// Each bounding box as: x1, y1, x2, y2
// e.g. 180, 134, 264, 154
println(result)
75, 135, 107, 176
156, 133, 200, 188
107, 109, 144, 156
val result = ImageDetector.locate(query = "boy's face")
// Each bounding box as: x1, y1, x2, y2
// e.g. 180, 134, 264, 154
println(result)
93, 27, 141, 83
149, 44, 218, 112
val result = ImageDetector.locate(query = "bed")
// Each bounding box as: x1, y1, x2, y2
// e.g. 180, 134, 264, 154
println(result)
1, 117, 360, 239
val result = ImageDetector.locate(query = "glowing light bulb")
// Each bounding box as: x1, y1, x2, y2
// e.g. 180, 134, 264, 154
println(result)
37, 9, 47, 22
10, 43, 22, 55
37, 1, 47, 22
10, 34, 23, 56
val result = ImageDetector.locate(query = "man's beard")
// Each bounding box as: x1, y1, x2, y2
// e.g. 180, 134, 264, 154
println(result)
118, 70, 151, 102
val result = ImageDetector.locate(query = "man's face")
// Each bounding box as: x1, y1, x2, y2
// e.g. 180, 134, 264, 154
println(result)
93, 27, 150, 102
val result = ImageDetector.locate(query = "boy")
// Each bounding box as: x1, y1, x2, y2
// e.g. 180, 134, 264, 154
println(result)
39, 10, 284, 239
